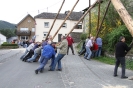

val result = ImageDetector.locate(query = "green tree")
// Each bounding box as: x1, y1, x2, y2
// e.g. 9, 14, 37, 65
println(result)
0, 29, 16, 38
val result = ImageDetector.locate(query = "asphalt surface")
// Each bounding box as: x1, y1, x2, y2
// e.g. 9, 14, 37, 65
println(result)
0, 47, 133, 88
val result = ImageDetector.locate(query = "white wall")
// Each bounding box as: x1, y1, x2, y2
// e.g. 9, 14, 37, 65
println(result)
35, 18, 83, 42
0, 34, 6, 45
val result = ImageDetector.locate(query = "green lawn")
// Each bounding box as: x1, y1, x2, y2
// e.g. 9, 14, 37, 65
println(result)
76, 42, 133, 70
93, 56, 133, 70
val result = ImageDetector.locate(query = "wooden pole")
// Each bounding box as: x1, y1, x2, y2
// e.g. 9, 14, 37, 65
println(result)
66, 0, 98, 37
52, 0, 79, 40
96, 0, 101, 32
45, 0, 65, 40
95, 0, 111, 38
111, 0, 133, 36
89, 0, 91, 37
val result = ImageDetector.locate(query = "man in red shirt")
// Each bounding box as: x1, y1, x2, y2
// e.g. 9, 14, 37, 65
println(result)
66, 34, 75, 55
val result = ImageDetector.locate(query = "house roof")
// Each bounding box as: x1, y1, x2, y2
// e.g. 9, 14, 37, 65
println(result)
17, 14, 35, 26
34, 11, 83, 21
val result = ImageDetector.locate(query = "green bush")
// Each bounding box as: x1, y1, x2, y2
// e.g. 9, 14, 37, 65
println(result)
103, 25, 132, 52
0, 46, 19, 49
80, 33, 87, 40
3, 42, 8, 44
1, 44, 18, 46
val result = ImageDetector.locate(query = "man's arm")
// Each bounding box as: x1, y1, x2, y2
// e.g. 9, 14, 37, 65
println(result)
56, 42, 64, 49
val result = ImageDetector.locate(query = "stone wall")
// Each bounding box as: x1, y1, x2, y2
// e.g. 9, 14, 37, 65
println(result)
104, 52, 133, 59
70, 32, 82, 43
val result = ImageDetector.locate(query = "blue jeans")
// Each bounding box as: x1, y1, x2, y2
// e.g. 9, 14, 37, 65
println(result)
49, 58, 55, 67
27, 52, 39, 62
38, 49, 43, 63
20, 49, 28, 60
84, 46, 92, 60
51, 54, 65, 70
36, 56, 49, 71
91, 50, 97, 58
96, 46, 102, 57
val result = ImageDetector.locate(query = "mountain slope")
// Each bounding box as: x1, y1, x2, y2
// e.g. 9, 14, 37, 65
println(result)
0, 20, 16, 29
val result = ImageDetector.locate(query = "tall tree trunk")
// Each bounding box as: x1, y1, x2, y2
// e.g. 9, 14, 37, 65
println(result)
111, 0, 133, 36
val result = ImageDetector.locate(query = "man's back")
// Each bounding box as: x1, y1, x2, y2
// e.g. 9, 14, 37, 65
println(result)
42, 44, 55, 59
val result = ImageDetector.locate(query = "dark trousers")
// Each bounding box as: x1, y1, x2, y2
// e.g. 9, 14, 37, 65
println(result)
114, 57, 126, 77
67, 45, 74, 54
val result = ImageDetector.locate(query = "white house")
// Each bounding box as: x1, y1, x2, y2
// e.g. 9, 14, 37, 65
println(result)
0, 33, 6, 45
34, 11, 83, 42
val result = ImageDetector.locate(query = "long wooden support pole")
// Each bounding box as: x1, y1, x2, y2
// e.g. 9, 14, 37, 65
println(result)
96, 0, 101, 31
111, 0, 133, 36
52, 0, 79, 40
66, 0, 98, 37
45, 0, 65, 40
95, 0, 111, 38
89, 0, 91, 37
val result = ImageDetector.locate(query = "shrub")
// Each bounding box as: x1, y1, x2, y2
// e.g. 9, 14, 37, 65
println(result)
103, 25, 132, 52
1, 44, 18, 46
80, 33, 87, 40
3, 42, 8, 44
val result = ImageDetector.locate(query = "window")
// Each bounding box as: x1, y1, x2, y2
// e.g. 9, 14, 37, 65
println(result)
75, 23, 82, 29
44, 22, 49, 28
43, 32, 48, 38
20, 28, 29, 32
28, 20, 31, 23
62, 23, 67, 28
32, 28, 35, 32
20, 36, 29, 40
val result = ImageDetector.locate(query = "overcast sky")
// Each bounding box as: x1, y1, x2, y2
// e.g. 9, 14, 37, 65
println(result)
0, 0, 96, 24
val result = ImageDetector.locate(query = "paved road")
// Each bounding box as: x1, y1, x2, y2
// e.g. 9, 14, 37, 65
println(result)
0, 47, 133, 88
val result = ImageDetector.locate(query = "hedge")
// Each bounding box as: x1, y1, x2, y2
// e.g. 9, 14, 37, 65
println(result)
0, 46, 19, 49
1, 44, 18, 46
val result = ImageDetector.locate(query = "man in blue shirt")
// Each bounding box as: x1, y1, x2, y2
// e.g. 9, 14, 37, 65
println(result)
96, 37, 102, 57
35, 41, 56, 74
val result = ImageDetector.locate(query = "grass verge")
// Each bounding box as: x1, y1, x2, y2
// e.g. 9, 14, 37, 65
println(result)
93, 56, 133, 70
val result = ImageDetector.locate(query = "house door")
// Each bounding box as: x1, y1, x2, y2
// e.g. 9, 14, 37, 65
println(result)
58, 34, 62, 42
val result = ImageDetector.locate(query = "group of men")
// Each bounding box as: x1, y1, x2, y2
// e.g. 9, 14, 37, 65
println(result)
20, 35, 75, 74
19, 34, 133, 79
78, 36, 102, 60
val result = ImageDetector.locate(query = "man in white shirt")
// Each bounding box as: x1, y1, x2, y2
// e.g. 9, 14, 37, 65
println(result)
84, 37, 93, 60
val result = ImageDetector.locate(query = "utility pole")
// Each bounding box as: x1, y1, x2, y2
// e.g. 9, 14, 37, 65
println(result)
47, 7, 48, 12
38, 10, 39, 14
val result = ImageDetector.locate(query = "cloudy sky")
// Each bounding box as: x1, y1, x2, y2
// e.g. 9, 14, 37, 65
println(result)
0, 0, 96, 24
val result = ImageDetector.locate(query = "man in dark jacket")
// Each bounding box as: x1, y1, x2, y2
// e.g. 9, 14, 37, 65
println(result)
114, 36, 133, 79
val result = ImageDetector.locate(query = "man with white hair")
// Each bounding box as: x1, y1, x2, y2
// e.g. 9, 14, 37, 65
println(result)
84, 37, 93, 60
49, 35, 68, 71
35, 40, 56, 74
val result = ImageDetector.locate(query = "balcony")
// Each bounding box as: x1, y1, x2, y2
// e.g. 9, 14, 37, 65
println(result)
16, 30, 31, 36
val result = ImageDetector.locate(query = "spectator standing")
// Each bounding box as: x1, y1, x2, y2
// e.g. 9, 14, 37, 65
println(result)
114, 36, 133, 79
66, 34, 75, 55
